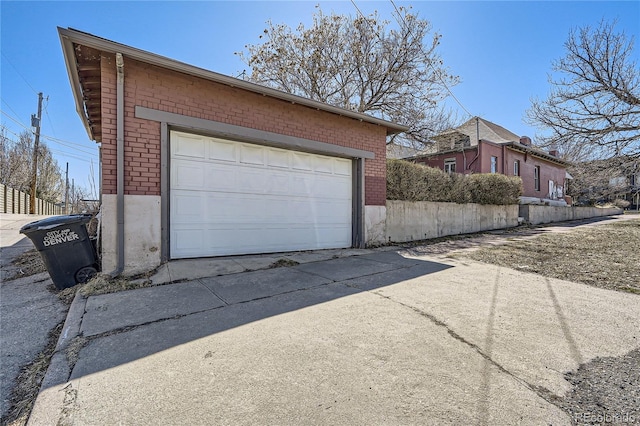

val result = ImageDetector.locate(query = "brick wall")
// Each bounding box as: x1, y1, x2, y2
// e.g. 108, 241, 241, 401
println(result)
99, 55, 388, 205
416, 141, 567, 200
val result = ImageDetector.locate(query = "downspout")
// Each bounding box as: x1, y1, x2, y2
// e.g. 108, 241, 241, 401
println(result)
467, 149, 479, 171
502, 144, 506, 174
111, 52, 125, 277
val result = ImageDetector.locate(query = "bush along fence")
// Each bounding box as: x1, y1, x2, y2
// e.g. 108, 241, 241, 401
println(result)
386, 159, 523, 205
0, 183, 63, 215
366, 160, 624, 245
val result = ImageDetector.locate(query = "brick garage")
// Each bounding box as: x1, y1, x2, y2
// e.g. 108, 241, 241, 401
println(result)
59, 28, 406, 275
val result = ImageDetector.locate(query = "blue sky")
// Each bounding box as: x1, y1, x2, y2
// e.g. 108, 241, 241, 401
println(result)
1, 1, 638, 192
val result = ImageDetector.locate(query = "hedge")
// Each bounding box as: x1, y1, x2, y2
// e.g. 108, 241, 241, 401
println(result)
386, 159, 522, 205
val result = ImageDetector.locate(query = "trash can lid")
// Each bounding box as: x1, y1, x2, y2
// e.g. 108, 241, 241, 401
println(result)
19, 214, 93, 234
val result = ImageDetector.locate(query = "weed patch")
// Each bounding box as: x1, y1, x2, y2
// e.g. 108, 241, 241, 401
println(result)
466, 220, 640, 293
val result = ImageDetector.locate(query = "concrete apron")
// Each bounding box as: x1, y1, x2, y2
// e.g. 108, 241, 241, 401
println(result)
29, 251, 639, 425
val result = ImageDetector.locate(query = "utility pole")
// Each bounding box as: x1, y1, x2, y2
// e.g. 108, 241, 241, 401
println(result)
29, 92, 43, 214
65, 162, 69, 214
71, 178, 75, 214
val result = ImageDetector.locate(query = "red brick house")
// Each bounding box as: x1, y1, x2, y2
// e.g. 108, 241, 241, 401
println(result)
411, 117, 570, 203
58, 28, 407, 275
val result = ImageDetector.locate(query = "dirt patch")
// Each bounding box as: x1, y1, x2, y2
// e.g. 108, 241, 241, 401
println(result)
462, 220, 640, 294
5, 249, 46, 281
269, 258, 300, 268
562, 348, 640, 425
0, 322, 64, 426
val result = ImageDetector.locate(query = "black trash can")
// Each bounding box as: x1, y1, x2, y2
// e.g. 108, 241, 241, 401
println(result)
20, 214, 99, 289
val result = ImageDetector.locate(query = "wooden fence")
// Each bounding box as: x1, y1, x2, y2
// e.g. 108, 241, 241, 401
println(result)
0, 183, 63, 215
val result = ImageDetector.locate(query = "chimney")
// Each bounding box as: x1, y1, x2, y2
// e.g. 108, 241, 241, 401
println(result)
520, 136, 531, 146
549, 149, 559, 157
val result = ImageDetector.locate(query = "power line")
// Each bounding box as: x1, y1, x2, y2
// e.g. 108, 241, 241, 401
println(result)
41, 135, 98, 156
349, 0, 383, 39
43, 97, 57, 136
1, 108, 97, 155
0, 108, 30, 129
1, 125, 24, 140
48, 148, 96, 163
0, 98, 28, 127
2, 135, 95, 163
42, 136, 98, 157
387, 0, 473, 118
1, 52, 39, 95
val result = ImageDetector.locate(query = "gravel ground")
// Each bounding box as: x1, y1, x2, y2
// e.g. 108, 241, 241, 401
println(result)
562, 348, 640, 425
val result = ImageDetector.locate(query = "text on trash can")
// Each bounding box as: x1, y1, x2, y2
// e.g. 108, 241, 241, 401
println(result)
43, 229, 80, 246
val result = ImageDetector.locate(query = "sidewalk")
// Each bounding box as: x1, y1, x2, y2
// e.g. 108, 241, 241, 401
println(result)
27, 215, 640, 425
0, 214, 67, 420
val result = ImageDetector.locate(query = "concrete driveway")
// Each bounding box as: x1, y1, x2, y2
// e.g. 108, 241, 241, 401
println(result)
0, 214, 67, 420
28, 242, 640, 425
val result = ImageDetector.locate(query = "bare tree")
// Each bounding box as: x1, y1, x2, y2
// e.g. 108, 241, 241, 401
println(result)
527, 20, 640, 161
0, 125, 64, 203
1, 128, 34, 193
236, 5, 459, 148
566, 157, 635, 204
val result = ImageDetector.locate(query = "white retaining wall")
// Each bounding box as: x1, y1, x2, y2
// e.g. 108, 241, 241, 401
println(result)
384, 200, 519, 244
377, 201, 624, 245
519, 205, 623, 225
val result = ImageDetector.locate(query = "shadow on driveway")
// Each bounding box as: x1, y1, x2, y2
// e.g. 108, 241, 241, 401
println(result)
65, 252, 452, 382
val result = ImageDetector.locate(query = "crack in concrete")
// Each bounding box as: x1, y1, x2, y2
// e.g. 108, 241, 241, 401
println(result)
368, 289, 568, 415
56, 382, 77, 426
196, 279, 230, 305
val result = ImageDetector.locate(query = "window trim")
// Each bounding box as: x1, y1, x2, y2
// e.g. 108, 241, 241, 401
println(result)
514, 160, 520, 176
490, 156, 498, 173
444, 158, 456, 174
534, 166, 541, 191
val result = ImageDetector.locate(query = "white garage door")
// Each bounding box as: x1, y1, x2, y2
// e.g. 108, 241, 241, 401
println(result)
170, 131, 352, 258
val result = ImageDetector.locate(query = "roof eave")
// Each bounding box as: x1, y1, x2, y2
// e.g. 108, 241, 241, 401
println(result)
57, 27, 409, 136
59, 28, 95, 141
504, 142, 568, 166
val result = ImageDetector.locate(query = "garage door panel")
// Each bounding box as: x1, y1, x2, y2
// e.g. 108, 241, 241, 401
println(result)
172, 228, 205, 253
313, 175, 352, 198
170, 131, 352, 258
208, 139, 236, 162
173, 134, 206, 159
172, 193, 204, 220
334, 159, 352, 176
264, 174, 292, 194
237, 170, 268, 193
173, 161, 205, 188
267, 149, 289, 168
292, 152, 313, 171
313, 156, 333, 174
239, 144, 265, 165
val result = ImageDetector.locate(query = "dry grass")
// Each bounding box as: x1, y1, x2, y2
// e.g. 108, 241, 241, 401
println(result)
5, 250, 46, 280
465, 220, 640, 294
1, 322, 63, 426
269, 258, 300, 268
76, 274, 155, 297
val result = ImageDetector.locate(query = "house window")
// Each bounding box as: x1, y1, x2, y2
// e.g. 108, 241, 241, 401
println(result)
490, 156, 498, 173
444, 158, 456, 174
534, 166, 540, 191
514, 160, 520, 176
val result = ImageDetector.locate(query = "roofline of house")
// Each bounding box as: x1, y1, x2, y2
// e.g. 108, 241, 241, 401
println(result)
58, 27, 409, 141
503, 142, 568, 166
409, 144, 478, 160
408, 139, 569, 166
